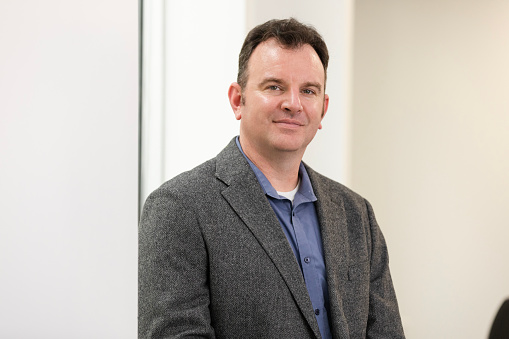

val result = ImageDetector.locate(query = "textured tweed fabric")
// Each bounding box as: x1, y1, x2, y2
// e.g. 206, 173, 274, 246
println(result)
138, 138, 405, 339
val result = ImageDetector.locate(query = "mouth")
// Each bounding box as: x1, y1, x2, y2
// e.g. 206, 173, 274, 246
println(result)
273, 119, 304, 128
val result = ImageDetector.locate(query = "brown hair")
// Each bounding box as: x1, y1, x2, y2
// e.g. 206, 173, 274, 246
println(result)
237, 18, 329, 89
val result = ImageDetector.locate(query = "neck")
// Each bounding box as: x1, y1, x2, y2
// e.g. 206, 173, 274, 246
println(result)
239, 138, 303, 192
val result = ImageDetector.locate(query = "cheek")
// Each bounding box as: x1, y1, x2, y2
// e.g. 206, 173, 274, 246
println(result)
305, 102, 325, 119
248, 97, 277, 118
257, 94, 275, 107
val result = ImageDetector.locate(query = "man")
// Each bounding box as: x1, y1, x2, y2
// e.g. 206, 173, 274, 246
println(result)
139, 18, 405, 339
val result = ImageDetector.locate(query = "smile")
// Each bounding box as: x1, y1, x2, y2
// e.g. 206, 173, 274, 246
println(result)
274, 119, 304, 128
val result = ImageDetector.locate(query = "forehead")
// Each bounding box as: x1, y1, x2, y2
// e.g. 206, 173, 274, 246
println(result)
247, 39, 325, 83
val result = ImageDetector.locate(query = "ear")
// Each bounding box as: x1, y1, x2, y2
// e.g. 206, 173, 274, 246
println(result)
318, 94, 329, 130
228, 82, 243, 120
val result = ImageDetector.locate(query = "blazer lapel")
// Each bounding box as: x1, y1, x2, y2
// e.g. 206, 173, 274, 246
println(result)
306, 165, 351, 339
215, 139, 322, 339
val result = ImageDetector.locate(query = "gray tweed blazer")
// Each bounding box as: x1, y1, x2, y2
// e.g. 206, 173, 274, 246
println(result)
139, 138, 405, 339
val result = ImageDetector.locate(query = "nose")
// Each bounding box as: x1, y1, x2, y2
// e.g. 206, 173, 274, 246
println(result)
281, 88, 303, 114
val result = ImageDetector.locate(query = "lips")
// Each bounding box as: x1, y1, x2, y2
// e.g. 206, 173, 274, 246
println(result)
273, 118, 304, 127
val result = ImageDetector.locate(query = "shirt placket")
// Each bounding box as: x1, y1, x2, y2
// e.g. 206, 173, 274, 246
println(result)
291, 202, 330, 338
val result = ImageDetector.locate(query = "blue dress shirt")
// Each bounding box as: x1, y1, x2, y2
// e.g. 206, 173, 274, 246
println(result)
236, 137, 332, 339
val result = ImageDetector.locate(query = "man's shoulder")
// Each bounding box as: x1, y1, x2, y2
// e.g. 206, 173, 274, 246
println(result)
153, 157, 219, 198
146, 138, 244, 202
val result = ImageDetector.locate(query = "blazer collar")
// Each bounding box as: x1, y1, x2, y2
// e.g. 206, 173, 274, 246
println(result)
215, 138, 322, 339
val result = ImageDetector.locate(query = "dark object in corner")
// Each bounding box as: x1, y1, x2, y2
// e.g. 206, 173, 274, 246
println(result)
489, 299, 509, 339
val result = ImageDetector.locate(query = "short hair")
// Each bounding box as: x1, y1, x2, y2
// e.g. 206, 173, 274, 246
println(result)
237, 18, 329, 89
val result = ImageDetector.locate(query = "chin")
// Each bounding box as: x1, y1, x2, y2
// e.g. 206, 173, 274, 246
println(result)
272, 140, 307, 153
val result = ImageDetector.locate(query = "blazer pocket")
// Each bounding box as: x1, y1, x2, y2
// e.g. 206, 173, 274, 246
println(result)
348, 260, 369, 281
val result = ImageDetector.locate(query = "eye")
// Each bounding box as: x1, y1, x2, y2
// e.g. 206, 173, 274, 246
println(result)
302, 89, 316, 95
268, 85, 281, 91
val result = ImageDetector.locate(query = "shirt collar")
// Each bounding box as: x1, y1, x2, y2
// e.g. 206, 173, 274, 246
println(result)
235, 136, 317, 204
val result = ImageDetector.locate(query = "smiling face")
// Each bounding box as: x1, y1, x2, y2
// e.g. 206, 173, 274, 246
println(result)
229, 38, 329, 162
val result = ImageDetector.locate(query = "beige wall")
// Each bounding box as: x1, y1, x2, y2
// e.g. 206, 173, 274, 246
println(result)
351, 1, 509, 338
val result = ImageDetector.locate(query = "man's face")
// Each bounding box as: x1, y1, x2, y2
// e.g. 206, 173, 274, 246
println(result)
229, 38, 329, 160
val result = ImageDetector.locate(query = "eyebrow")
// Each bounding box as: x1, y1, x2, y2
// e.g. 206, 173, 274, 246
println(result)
259, 78, 284, 87
303, 81, 323, 93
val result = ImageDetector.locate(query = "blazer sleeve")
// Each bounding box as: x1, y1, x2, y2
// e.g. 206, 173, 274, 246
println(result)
138, 188, 215, 339
365, 199, 405, 338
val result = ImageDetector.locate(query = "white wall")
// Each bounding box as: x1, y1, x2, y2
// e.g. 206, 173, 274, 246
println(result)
140, 0, 246, 205
352, 1, 509, 338
0, 1, 138, 338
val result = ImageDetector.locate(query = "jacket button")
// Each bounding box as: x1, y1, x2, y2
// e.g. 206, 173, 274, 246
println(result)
304, 257, 310, 263
315, 309, 320, 315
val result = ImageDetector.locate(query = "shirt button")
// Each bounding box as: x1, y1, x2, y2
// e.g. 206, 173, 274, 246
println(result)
315, 309, 320, 315
304, 257, 310, 263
